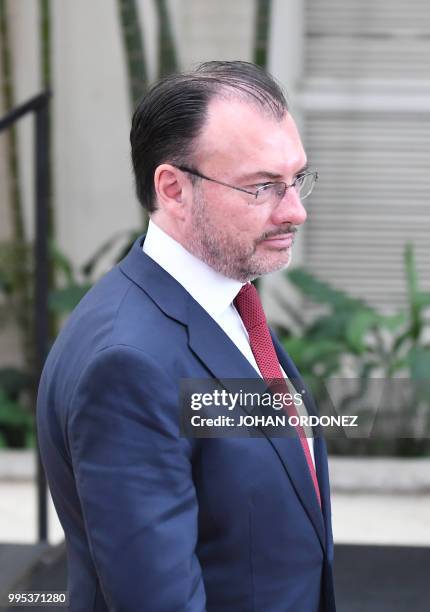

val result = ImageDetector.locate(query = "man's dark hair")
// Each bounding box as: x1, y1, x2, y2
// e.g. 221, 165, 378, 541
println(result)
130, 60, 288, 212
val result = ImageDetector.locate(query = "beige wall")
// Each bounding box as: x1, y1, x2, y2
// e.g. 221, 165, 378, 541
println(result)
0, 0, 304, 369
0, 0, 41, 367
1, 0, 306, 273
52, 0, 140, 272
262, 0, 306, 324
6, 0, 41, 241
179, 0, 257, 68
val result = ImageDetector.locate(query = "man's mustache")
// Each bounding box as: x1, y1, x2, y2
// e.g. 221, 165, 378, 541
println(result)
257, 226, 298, 243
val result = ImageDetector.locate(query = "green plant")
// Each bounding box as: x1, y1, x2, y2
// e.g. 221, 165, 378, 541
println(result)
48, 229, 139, 314
0, 229, 139, 447
0, 0, 55, 449
277, 243, 430, 456
0, 369, 34, 448
0, 241, 37, 447
116, 0, 148, 111
254, 0, 272, 67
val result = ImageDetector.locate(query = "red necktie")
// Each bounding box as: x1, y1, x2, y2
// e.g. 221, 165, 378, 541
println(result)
234, 282, 321, 507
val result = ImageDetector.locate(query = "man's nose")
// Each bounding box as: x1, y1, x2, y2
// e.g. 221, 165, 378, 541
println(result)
270, 187, 307, 226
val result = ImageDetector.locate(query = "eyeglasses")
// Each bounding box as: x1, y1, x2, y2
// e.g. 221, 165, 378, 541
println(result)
176, 165, 318, 206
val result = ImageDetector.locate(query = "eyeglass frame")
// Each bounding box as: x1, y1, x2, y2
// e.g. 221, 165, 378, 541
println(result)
175, 165, 318, 204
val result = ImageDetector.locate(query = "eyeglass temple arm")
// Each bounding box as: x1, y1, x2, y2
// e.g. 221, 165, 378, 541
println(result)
177, 165, 257, 197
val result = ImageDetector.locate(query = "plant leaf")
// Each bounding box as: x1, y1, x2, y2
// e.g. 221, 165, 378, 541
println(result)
288, 268, 370, 310
0, 368, 32, 397
81, 230, 136, 277
0, 390, 34, 427
49, 284, 92, 314
404, 243, 421, 339
346, 310, 379, 354
49, 241, 75, 285
407, 346, 430, 380
376, 312, 407, 332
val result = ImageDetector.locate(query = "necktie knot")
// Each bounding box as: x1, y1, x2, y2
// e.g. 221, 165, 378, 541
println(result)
234, 283, 267, 330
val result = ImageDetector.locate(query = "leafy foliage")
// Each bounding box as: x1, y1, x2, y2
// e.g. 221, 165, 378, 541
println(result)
0, 369, 34, 448
0, 229, 139, 447
277, 244, 430, 456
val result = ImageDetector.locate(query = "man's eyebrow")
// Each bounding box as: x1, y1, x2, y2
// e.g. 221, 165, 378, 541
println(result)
239, 163, 309, 183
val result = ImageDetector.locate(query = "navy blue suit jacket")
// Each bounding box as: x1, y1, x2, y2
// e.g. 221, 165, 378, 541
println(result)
37, 235, 336, 611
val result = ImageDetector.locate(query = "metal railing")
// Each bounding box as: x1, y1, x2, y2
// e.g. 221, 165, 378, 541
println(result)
0, 91, 51, 542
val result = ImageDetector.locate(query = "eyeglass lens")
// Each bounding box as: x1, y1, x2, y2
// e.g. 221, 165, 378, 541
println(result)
256, 173, 316, 205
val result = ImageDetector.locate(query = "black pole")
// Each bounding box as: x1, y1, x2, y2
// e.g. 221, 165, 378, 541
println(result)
34, 92, 51, 542
0, 92, 50, 131
0, 91, 52, 542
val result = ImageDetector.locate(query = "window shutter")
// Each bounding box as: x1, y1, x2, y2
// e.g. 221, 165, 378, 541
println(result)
301, 0, 430, 312
306, 0, 430, 80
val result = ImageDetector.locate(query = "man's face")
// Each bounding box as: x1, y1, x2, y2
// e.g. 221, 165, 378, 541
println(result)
183, 97, 308, 282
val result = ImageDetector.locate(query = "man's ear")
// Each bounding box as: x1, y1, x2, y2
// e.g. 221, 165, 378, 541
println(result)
154, 164, 188, 220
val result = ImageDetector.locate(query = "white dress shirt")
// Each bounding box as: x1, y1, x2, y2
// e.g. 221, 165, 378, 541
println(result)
143, 220, 315, 464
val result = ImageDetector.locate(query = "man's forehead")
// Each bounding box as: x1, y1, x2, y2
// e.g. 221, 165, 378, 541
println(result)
196, 97, 305, 175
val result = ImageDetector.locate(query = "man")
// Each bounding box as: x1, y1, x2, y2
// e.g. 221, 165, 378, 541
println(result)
37, 61, 336, 611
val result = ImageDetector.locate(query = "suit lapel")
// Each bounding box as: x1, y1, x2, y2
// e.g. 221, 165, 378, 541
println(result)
186, 298, 263, 380
187, 305, 325, 550
273, 339, 332, 536
120, 236, 326, 550
271, 333, 327, 548
120, 235, 262, 384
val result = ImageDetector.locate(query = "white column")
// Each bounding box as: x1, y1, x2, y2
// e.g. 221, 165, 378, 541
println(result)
179, 0, 256, 68
52, 0, 141, 271
263, 0, 307, 328
7, 0, 41, 241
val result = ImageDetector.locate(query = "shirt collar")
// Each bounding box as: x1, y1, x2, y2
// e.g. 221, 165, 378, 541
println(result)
143, 220, 242, 318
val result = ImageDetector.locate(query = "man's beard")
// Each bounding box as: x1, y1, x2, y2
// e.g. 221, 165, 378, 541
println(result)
186, 190, 297, 282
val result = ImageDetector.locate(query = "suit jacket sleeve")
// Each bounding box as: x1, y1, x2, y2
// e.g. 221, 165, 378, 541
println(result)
68, 344, 206, 611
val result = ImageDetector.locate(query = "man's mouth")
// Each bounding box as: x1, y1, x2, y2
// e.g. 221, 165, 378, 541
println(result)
260, 233, 295, 249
